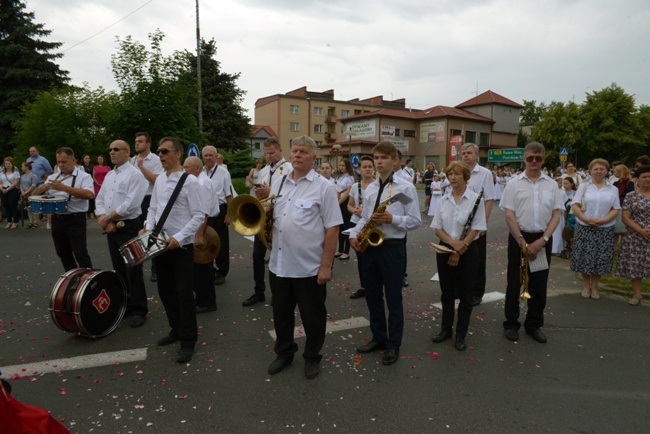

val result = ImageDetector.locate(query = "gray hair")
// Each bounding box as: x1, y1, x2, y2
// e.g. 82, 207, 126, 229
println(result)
291, 135, 317, 154
524, 142, 546, 156
461, 143, 479, 154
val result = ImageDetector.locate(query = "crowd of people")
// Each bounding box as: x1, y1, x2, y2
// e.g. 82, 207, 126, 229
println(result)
1, 138, 649, 378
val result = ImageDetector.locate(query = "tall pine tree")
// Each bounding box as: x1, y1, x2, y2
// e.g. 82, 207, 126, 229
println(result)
0, 0, 69, 155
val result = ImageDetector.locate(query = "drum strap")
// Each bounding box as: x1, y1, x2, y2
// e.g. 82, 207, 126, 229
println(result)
56, 172, 77, 202
149, 172, 189, 248
61, 274, 82, 314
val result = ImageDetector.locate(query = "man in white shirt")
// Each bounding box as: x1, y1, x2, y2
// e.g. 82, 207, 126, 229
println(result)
266, 135, 342, 380
403, 159, 415, 183
96, 140, 149, 328
34, 147, 94, 271
392, 150, 413, 287
460, 143, 496, 306
242, 137, 293, 307
500, 142, 564, 344
202, 145, 233, 285
143, 137, 204, 363
131, 132, 164, 282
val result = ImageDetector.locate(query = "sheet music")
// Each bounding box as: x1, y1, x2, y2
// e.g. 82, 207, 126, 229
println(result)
528, 251, 549, 273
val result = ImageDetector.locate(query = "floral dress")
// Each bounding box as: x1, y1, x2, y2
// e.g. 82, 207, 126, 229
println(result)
616, 192, 650, 279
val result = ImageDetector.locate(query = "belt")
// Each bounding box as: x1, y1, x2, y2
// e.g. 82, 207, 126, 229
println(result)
378, 238, 404, 247
54, 212, 85, 220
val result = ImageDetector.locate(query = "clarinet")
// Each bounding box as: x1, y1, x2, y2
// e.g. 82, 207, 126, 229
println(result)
460, 189, 484, 241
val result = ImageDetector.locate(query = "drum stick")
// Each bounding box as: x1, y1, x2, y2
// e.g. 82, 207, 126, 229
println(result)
152, 235, 187, 250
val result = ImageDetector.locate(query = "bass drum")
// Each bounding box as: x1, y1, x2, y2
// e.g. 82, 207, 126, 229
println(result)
49, 269, 126, 338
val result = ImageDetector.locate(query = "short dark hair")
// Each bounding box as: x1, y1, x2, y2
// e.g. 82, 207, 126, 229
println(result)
263, 137, 281, 149
372, 141, 397, 159
636, 155, 650, 165
636, 165, 650, 177
158, 136, 183, 154
360, 155, 374, 165
136, 132, 152, 144
56, 147, 75, 158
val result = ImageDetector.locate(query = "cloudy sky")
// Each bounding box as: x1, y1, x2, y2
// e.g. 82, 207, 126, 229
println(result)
24, 0, 650, 118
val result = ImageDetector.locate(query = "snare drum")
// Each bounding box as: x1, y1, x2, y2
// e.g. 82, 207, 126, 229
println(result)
28, 195, 67, 214
119, 230, 169, 267
49, 269, 126, 338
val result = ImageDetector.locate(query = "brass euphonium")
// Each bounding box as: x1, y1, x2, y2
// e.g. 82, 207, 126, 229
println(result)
519, 242, 532, 301
227, 194, 275, 249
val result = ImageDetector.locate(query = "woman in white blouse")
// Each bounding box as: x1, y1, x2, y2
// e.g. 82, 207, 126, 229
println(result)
570, 159, 620, 300
336, 158, 355, 260
1, 157, 21, 229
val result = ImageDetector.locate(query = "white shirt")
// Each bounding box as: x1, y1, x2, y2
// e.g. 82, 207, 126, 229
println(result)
196, 171, 217, 217
571, 181, 620, 227
430, 188, 487, 241
95, 162, 148, 220
257, 158, 293, 187
269, 169, 343, 278
145, 171, 204, 246
204, 164, 233, 208
394, 168, 412, 182
430, 181, 442, 195
500, 172, 564, 232
403, 166, 415, 182
349, 181, 371, 224
349, 175, 421, 240
467, 164, 496, 201
1, 170, 20, 187
130, 152, 164, 195
336, 173, 354, 194
43, 168, 94, 213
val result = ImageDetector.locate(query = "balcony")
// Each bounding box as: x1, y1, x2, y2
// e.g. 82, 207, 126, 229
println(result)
326, 115, 338, 124
326, 132, 338, 141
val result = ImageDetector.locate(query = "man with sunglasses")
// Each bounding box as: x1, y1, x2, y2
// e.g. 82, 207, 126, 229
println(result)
96, 140, 149, 328
460, 143, 496, 306
500, 142, 563, 344
143, 137, 204, 363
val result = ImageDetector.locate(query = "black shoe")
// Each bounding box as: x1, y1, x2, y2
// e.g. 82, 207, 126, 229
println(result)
242, 293, 265, 307
455, 336, 467, 351
471, 296, 482, 306
196, 305, 217, 314
150, 271, 157, 282
176, 347, 194, 363
214, 274, 226, 285
356, 341, 386, 353
431, 330, 453, 343
304, 361, 320, 379
130, 315, 146, 328
350, 289, 366, 299
382, 348, 399, 365
268, 357, 293, 375
526, 328, 547, 343
504, 329, 519, 342
157, 332, 180, 346
402, 277, 409, 287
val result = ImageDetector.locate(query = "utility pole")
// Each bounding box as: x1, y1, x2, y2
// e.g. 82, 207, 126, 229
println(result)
195, 0, 203, 136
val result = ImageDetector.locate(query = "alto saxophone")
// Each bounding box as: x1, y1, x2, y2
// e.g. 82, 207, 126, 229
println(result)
356, 197, 398, 252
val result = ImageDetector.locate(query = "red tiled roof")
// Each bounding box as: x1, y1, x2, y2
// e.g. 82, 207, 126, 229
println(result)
341, 106, 493, 123
456, 90, 524, 109
250, 125, 277, 138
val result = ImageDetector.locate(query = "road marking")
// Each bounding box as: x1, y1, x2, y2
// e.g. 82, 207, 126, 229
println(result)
0, 348, 148, 379
269, 316, 370, 339
431, 291, 505, 309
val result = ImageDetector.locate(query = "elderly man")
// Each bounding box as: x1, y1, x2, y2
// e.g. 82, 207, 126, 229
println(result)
500, 142, 563, 344
26, 146, 53, 184
266, 135, 342, 380
96, 140, 149, 328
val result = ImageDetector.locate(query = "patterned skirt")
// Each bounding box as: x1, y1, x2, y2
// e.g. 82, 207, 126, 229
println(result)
616, 230, 650, 279
570, 223, 615, 275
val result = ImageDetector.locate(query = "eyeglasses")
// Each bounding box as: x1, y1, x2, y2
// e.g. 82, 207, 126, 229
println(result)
157, 148, 172, 155
109, 147, 127, 152
525, 156, 544, 163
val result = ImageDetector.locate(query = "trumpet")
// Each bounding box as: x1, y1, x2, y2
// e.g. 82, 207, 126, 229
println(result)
519, 242, 532, 301
227, 194, 275, 249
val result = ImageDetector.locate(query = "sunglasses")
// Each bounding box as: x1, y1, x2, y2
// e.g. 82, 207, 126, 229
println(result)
525, 156, 544, 163
109, 147, 127, 152
157, 148, 173, 155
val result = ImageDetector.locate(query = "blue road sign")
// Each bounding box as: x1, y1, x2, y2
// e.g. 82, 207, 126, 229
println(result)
187, 143, 200, 158
351, 153, 360, 169
560, 147, 569, 156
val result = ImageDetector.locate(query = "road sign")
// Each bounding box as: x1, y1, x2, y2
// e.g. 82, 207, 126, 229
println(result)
351, 153, 360, 169
187, 143, 200, 157
559, 147, 569, 156
560, 155, 567, 162
488, 148, 525, 163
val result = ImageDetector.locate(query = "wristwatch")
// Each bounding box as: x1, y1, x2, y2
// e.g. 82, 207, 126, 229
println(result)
542, 235, 550, 244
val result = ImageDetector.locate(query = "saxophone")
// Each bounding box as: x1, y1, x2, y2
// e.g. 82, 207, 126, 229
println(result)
356, 197, 398, 252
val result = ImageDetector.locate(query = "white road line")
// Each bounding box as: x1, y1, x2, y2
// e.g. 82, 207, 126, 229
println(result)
431, 290, 505, 310
0, 348, 148, 379
269, 316, 370, 339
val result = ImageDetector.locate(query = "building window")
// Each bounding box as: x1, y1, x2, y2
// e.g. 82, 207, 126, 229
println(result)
354, 109, 361, 115
314, 107, 323, 116
290, 122, 299, 132
315, 141, 323, 147
314, 124, 323, 133
465, 131, 476, 143
395, 128, 401, 137
290, 105, 299, 115
341, 109, 350, 118
479, 133, 490, 146
404, 130, 416, 137
450, 129, 462, 137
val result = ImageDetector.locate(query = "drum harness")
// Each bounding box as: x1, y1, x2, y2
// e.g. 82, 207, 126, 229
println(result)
147, 172, 189, 251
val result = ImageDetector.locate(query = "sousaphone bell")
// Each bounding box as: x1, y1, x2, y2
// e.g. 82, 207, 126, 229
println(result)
227, 194, 274, 249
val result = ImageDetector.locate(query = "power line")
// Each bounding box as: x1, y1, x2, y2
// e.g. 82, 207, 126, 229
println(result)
60, 0, 154, 53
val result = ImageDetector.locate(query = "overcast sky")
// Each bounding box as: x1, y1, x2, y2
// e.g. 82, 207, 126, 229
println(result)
24, 0, 650, 118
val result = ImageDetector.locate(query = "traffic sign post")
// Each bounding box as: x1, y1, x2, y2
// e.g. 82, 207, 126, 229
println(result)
559, 147, 569, 156
187, 143, 200, 158
488, 148, 525, 163
351, 153, 360, 169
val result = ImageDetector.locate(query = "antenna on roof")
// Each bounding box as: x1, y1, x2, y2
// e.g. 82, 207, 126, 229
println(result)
472, 81, 479, 96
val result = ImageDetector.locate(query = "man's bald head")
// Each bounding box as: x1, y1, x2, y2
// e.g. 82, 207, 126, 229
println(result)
183, 156, 203, 176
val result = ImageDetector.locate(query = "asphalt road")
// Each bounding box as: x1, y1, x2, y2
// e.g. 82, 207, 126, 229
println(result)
1, 192, 649, 433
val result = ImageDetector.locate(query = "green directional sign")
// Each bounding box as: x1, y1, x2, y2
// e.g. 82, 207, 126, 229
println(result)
488, 148, 524, 163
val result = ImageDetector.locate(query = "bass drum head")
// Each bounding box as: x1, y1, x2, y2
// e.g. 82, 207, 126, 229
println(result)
75, 270, 126, 338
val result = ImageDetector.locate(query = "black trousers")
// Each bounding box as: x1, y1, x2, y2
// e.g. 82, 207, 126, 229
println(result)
473, 234, 488, 299
210, 204, 230, 277
269, 272, 327, 363
51, 213, 92, 271
361, 241, 405, 349
156, 245, 197, 348
354, 249, 365, 288
193, 262, 216, 308
504, 232, 551, 332
436, 242, 478, 337
252, 235, 267, 294
338, 199, 351, 254
0, 188, 20, 223
106, 218, 147, 317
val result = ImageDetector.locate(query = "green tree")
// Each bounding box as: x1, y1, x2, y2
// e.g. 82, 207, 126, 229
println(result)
520, 100, 547, 123
531, 101, 585, 167
182, 38, 251, 151
110, 29, 199, 145
0, 0, 69, 155
637, 105, 650, 156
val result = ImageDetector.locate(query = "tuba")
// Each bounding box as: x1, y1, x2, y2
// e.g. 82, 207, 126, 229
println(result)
227, 194, 275, 249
